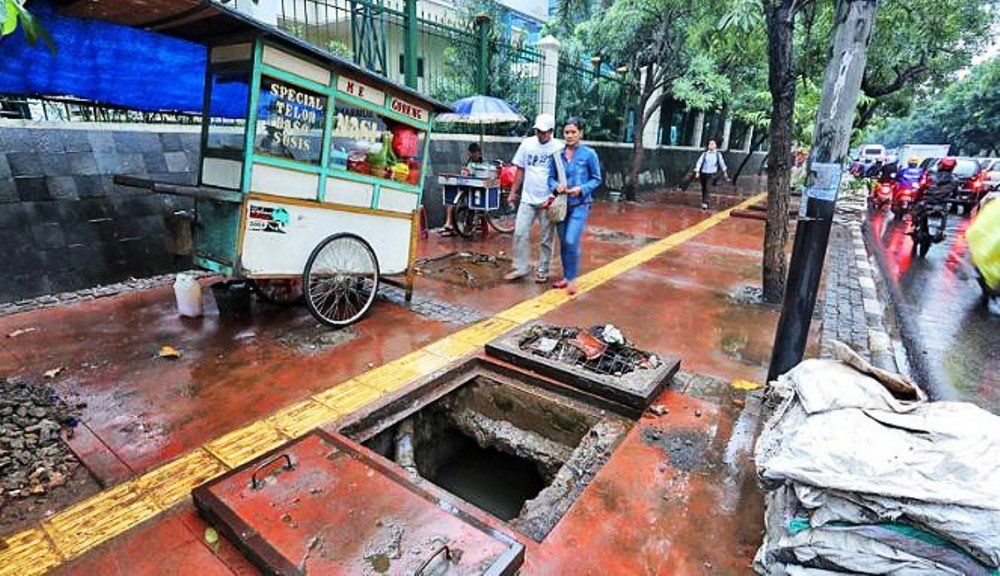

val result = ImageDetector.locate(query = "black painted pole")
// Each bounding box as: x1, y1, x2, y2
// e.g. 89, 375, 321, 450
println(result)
766, 0, 877, 383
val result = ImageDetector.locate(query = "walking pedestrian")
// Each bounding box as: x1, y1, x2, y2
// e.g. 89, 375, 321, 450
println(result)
693, 138, 728, 210
504, 114, 563, 282
548, 117, 602, 296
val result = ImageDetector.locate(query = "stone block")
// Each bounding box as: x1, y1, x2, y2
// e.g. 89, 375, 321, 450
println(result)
857, 276, 876, 290
0, 177, 16, 203
46, 177, 79, 200
868, 330, 892, 354
164, 151, 190, 173
61, 130, 93, 153
39, 153, 71, 177
87, 131, 116, 152
76, 174, 112, 198
118, 152, 146, 175
862, 298, 883, 317
66, 152, 100, 175
93, 151, 122, 174
15, 177, 49, 202
0, 154, 11, 179
115, 131, 162, 153
0, 203, 28, 229
29, 130, 66, 154
142, 152, 169, 173
160, 132, 185, 152
0, 128, 34, 153
31, 222, 66, 250
7, 151, 43, 177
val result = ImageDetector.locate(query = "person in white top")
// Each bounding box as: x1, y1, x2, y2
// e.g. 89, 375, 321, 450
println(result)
693, 138, 729, 210
505, 114, 564, 282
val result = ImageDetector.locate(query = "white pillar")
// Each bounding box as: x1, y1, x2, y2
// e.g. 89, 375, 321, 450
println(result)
537, 35, 560, 117
744, 126, 754, 152
691, 110, 705, 147
640, 66, 662, 148
721, 117, 733, 149
219, 0, 279, 25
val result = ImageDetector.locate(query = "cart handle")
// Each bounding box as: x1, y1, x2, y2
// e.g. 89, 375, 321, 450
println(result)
250, 453, 296, 490
415, 545, 452, 575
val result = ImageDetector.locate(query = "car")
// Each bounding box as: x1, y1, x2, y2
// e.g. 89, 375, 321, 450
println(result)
920, 157, 941, 172
947, 157, 986, 215
979, 158, 1000, 192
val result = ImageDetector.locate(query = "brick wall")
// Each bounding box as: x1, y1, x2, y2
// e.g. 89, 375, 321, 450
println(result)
0, 125, 199, 303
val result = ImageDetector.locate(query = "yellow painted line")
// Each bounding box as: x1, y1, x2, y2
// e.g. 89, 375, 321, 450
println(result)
42, 480, 160, 559
203, 420, 288, 469
0, 193, 764, 573
0, 529, 61, 576
266, 399, 340, 439
137, 449, 229, 510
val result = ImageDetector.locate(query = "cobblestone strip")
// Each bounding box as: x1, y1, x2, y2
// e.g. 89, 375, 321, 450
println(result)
819, 193, 899, 372
0, 271, 214, 318
377, 284, 486, 325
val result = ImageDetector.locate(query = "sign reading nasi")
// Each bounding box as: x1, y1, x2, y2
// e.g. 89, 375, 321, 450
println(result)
337, 75, 384, 107
387, 96, 428, 123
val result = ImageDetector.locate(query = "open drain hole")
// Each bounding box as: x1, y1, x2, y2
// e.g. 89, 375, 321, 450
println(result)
346, 364, 631, 541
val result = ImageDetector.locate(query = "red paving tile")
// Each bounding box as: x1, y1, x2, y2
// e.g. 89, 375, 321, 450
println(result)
50, 506, 236, 576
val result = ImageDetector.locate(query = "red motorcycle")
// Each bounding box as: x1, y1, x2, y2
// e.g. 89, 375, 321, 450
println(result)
891, 178, 925, 220
868, 179, 893, 211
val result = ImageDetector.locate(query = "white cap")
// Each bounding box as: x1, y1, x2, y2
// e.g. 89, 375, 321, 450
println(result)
533, 113, 555, 132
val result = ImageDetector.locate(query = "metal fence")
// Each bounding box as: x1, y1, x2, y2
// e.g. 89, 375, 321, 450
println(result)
555, 57, 635, 142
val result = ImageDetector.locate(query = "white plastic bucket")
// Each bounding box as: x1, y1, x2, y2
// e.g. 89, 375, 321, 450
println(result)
174, 273, 204, 318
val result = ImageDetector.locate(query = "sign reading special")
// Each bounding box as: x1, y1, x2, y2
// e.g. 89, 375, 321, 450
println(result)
255, 77, 327, 165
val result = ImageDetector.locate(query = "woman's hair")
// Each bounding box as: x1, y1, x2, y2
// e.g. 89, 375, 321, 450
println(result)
564, 117, 584, 131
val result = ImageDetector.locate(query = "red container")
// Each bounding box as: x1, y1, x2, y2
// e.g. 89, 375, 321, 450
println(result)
391, 125, 420, 158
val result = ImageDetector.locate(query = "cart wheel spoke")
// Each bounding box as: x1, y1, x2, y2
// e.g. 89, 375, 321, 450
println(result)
303, 234, 380, 327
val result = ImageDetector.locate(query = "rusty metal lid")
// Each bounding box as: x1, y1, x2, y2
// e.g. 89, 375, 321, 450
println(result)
193, 430, 523, 575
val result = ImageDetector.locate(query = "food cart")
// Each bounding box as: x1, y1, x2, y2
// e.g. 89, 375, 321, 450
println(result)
117, 7, 450, 327
438, 166, 517, 237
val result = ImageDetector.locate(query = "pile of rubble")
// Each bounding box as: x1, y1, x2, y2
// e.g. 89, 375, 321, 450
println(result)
0, 378, 82, 502
518, 324, 660, 377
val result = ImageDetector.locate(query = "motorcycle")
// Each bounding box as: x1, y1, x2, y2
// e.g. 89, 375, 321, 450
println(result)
908, 200, 947, 258
867, 179, 892, 211
890, 179, 924, 219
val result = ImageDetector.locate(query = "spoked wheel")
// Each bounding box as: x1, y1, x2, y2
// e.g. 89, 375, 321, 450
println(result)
454, 204, 478, 238
487, 191, 518, 233
251, 279, 303, 306
303, 233, 380, 327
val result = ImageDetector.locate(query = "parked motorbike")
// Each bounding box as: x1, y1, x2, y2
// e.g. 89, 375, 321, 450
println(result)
909, 200, 947, 258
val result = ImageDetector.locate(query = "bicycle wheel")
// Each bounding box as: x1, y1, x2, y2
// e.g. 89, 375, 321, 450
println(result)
487, 191, 518, 233
454, 204, 478, 238
303, 233, 380, 327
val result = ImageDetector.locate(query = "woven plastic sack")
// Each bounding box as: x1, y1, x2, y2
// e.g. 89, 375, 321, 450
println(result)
967, 199, 1000, 291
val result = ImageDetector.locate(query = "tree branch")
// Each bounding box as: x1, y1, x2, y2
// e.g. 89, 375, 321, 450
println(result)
861, 56, 929, 98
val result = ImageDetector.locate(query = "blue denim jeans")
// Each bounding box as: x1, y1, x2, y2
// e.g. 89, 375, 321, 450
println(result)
557, 203, 590, 281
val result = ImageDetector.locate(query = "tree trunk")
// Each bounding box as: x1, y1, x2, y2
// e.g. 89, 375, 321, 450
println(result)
762, 0, 796, 304
767, 0, 877, 380
625, 66, 656, 201
733, 128, 768, 184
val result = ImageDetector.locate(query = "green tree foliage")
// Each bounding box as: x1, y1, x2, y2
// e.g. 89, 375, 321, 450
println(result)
865, 58, 1000, 154
1, 0, 54, 52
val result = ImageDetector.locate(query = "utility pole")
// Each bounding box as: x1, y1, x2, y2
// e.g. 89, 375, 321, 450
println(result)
474, 15, 491, 95
767, 0, 878, 382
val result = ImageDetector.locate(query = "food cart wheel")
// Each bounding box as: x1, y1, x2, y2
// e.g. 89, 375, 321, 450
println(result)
454, 204, 478, 238
251, 279, 304, 306
486, 191, 517, 234
303, 233, 380, 327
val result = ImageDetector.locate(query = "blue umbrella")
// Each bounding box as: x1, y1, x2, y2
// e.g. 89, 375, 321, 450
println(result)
436, 95, 526, 155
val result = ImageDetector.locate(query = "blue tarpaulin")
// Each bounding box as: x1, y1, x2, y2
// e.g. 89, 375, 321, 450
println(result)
0, 1, 246, 117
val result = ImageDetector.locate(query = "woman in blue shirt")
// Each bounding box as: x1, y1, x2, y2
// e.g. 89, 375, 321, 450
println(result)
547, 117, 602, 295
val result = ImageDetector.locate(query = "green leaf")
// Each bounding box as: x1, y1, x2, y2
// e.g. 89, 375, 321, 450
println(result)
1, 1, 17, 37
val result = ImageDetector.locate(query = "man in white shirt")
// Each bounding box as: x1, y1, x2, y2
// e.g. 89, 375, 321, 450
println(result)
505, 114, 564, 282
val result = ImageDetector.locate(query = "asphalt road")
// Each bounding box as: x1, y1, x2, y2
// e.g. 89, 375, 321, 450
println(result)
869, 209, 999, 414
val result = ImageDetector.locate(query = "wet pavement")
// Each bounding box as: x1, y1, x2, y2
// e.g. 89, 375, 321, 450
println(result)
869, 210, 999, 413
0, 193, 799, 574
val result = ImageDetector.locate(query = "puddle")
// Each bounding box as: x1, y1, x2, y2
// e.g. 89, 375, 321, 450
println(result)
587, 226, 658, 246
415, 252, 511, 289
345, 361, 631, 541
276, 325, 358, 354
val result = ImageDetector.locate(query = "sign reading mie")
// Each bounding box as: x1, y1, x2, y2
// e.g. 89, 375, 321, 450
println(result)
497, 0, 549, 23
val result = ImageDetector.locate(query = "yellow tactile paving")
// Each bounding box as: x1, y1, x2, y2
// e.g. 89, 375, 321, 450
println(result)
42, 480, 160, 558
266, 398, 341, 439
203, 420, 288, 469
312, 378, 382, 413
137, 449, 229, 509
0, 529, 62, 576
4, 193, 766, 574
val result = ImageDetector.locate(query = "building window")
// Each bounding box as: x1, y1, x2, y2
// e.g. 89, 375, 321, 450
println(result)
397, 55, 424, 77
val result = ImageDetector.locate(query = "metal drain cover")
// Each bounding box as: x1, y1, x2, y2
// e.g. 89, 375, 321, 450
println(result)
485, 321, 680, 412
193, 430, 523, 575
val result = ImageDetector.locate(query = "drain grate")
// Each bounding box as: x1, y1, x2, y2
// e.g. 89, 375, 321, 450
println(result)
486, 322, 680, 412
